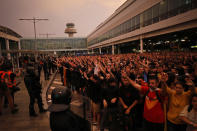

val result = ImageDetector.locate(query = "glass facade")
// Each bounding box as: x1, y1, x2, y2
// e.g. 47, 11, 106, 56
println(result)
88, 0, 197, 46
0, 38, 6, 50
0, 38, 18, 50
21, 38, 87, 50
9, 40, 19, 50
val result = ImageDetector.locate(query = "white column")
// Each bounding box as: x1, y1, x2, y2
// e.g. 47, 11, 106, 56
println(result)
112, 45, 115, 55
92, 48, 94, 54
18, 41, 21, 56
99, 47, 101, 54
6, 39, 11, 59
16, 53, 20, 68
140, 36, 143, 53
118, 46, 120, 54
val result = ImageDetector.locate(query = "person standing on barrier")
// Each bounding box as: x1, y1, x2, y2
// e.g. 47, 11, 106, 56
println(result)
24, 64, 47, 117
49, 87, 90, 131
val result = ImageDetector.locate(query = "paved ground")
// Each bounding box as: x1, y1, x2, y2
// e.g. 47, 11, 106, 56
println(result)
0, 71, 51, 131
0, 70, 105, 131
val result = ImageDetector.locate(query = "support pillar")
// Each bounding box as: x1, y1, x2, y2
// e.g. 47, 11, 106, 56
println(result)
88, 50, 90, 54
112, 45, 115, 55
92, 48, 94, 54
16, 53, 20, 68
18, 41, 21, 56
6, 39, 11, 59
140, 36, 143, 53
117, 46, 120, 54
99, 47, 101, 54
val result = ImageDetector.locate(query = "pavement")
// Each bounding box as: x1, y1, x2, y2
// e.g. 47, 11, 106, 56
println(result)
0, 70, 106, 131
0, 71, 51, 131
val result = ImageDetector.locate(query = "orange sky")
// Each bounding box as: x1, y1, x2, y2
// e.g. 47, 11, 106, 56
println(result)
0, 0, 127, 38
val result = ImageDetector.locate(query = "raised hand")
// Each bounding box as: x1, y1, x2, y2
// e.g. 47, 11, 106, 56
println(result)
121, 70, 128, 79
111, 98, 117, 103
160, 72, 168, 82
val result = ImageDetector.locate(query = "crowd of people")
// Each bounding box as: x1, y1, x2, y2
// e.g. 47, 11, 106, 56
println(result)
56, 52, 197, 131
0, 52, 197, 131
0, 55, 55, 116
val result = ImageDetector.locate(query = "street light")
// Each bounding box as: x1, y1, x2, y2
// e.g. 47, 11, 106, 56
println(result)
19, 17, 49, 60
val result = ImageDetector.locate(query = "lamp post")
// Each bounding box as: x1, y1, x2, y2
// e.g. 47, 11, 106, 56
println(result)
19, 17, 48, 60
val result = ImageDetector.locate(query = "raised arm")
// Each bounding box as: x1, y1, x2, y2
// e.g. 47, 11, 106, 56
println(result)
125, 100, 138, 115
180, 105, 197, 128
121, 71, 141, 91
186, 78, 196, 93
180, 116, 197, 128
119, 97, 128, 109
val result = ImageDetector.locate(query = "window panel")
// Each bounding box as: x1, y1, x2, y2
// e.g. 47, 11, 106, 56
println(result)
168, 0, 179, 17
153, 3, 159, 23
147, 8, 153, 26
192, 0, 197, 9
179, 0, 192, 13
159, 0, 168, 20
135, 15, 140, 29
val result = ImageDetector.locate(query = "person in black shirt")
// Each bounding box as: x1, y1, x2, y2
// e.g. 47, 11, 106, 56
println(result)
24, 64, 47, 116
119, 71, 140, 131
100, 78, 120, 131
43, 58, 49, 80
49, 87, 90, 131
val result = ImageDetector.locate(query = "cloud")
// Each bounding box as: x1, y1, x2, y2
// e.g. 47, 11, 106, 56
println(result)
0, 0, 127, 37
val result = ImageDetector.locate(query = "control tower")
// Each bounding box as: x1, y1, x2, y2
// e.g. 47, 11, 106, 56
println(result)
64, 23, 77, 37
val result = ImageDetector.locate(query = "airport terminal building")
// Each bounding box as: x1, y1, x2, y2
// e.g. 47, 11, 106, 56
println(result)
87, 0, 197, 54
20, 37, 87, 55
0, 25, 22, 61
1, 0, 197, 57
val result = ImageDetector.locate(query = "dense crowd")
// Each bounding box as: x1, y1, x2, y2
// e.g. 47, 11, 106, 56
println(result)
0, 52, 197, 131
56, 52, 197, 131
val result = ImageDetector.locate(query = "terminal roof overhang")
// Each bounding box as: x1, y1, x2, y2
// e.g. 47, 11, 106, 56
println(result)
0, 25, 22, 41
1, 50, 52, 54
87, 0, 136, 38
1, 48, 88, 53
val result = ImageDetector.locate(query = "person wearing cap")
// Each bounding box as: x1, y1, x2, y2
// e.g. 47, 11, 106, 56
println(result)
48, 87, 90, 131
24, 64, 47, 117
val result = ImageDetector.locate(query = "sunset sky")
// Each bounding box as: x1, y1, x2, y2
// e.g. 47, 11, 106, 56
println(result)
0, 0, 126, 38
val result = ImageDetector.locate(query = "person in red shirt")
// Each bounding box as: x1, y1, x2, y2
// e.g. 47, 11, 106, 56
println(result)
121, 71, 165, 131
